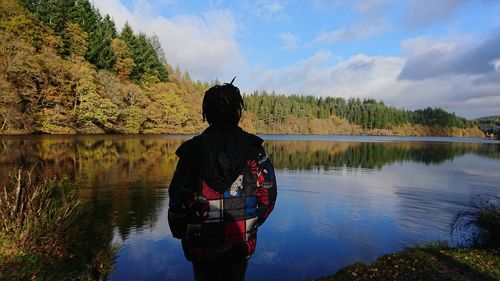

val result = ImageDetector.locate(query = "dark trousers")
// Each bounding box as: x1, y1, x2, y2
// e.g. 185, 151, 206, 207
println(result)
192, 258, 248, 281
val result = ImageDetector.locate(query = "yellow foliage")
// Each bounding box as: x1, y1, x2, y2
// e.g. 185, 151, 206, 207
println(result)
122, 106, 146, 134
239, 111, 257, 134
143, 83, 190, 133
0, 1, 61, 51
35, 108, 76, 134
389, 123, 485, 137
111, 38, 135, 81
75, 63, 118, 131
64, 23, 88, 58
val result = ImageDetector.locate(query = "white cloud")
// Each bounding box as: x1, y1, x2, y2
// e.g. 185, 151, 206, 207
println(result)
93, 0, 244, 81
492, 59, 500, 72
396, 30, 500, 117
353, 0, 394, 12
314, 17, 390, 44
312, 0, 391, 45
251, 51, 404, 98
316, 0, 393, 13
249, 48, 499, 118
263, 2, 284, 13
399, 29, 500, 80
276, 32, 299, 50
94, 0, 133, 28
404, 0, 472, 27
400, 34, 473, 57
243, 0, 287, 19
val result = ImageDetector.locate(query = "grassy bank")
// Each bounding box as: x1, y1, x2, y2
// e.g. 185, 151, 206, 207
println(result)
312, 244, 499, 281
0, 169, 118, 281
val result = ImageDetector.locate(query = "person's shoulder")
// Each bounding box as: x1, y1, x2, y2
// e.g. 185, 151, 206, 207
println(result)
241, 130, 268, 162
175, 135, 202, 159
242, 130, 264, 146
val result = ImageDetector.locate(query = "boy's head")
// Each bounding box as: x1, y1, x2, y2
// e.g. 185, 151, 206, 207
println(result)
202, 82, 244, 127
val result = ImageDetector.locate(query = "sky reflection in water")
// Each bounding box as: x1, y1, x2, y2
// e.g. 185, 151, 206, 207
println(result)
0, 136, 498, 281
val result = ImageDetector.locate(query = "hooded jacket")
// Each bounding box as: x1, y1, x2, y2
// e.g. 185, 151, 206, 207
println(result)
168, 126, 277, 262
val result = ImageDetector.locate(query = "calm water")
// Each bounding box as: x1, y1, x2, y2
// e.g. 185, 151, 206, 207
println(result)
0, 135, 499, 280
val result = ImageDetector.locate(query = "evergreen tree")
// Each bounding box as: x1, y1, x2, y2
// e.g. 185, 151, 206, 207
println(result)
73, 0, 99, 32
150, 34, 167, 65
86, 15, 115, 70
22, 0, 77, 34
121, 28, 167, 83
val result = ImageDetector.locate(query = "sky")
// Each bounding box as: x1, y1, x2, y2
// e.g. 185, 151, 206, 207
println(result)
92, 0, 500, 118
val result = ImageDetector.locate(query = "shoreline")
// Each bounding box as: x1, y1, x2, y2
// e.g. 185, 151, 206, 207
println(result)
0, 133, 497, 144
0, 131, 488, 138
310, 244, 500, 281
0, 122, 485, 139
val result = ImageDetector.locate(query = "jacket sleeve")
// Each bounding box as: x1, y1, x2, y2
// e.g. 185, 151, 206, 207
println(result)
255, 146, 277, 226
168, 148, 197, 239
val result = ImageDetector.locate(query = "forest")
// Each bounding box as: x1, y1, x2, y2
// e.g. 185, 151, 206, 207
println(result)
243, 92, 477, 134
0, 0, 484, 137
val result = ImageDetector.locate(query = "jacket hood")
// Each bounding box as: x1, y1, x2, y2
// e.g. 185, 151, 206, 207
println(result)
176, 126, 263, 193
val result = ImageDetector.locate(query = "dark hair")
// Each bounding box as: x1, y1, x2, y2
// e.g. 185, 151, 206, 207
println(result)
202, 82, 244, 126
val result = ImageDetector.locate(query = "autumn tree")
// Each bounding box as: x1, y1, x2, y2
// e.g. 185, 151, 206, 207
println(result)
143, 83, 189, 133
111, 38, 135, 81
75, 63, 118, 132
0, 76, 21, 133
63, 22, 88, 59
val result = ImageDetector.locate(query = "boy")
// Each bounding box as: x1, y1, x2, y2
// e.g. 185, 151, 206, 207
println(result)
168, 81, 277, 281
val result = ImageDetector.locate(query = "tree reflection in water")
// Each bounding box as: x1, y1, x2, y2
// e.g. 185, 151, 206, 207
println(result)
265, 140, 498, 170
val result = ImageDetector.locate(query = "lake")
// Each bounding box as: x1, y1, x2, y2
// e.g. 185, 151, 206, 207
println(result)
0, 135, 499, 281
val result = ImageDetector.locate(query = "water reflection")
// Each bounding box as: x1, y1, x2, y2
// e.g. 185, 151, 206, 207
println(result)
0, 136, 182, 279
1, 137, 497, 181
265, 140, 498, 170
0, 136, 498, 280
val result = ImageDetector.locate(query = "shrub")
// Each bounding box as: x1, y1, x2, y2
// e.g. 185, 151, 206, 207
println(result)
0, 168, 80, 254
0, 168, 121, 280
450, 195, 500, 248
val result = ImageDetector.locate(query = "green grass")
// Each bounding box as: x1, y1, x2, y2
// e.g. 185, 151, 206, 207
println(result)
0, 242, 121, 281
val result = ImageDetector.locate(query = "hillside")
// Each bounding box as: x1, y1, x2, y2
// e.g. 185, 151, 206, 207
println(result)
0, 0, 485, 137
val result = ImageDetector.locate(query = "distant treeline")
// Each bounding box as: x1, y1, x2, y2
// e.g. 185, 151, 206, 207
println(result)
244, 92, 475, 130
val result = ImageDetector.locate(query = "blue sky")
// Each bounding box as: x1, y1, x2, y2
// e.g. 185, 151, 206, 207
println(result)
94, 0, 500, 118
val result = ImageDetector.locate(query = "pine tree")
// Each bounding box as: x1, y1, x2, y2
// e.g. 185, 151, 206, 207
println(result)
150, 34, 167, 65
86, 14, 115, 70
122, 31, 167, 83
73, 0, 99, 32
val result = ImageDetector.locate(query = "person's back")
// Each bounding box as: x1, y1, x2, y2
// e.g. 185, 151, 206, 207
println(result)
168, 81, 277, 281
